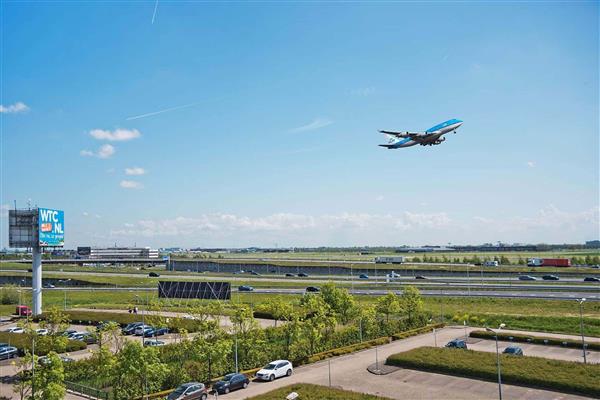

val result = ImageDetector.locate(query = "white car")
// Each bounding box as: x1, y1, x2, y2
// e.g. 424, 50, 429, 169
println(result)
35, 328, 49, 336
6, 327, 24, 334
255, 360, 293, 381
144, 339, 165, 347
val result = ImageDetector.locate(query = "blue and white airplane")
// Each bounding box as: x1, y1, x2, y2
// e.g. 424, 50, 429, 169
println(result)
379, 119, 463, 149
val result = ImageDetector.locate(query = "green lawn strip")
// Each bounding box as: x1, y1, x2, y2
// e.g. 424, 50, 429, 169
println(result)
0, 332, 86, 355
386, 347, 600, 398
246, 383, 392, 400
469, 330, 600, 351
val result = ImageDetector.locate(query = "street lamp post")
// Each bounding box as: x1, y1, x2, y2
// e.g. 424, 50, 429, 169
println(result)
578, 298, 587, 364
486, 323, 506, 400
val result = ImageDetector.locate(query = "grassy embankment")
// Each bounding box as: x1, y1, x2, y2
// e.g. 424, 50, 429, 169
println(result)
386, 347, 600, 398
247, 383, 392, 400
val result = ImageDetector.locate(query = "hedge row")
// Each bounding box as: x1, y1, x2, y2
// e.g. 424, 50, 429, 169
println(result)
247, 383, 392, 400
392, 323, 445, 340
0, 332, 86, 356
386, 347, 600, 398
36, 310, 204, 333
469, 330, 600, 351
299, 336, 391, 365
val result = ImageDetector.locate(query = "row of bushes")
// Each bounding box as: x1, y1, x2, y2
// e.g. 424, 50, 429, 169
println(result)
0, 332, 87, 356
247, 383, 391, 400
36, 310, 205, 333
469, 330, 600, 351
392, 323, 445, 340
386, 347, 600, 398
302, 336, 391, 365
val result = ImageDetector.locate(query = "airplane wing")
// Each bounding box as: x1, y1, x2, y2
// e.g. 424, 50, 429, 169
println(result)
380, 130, 443, 142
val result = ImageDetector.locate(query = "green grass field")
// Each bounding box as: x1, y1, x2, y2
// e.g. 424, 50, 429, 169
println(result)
386, 347, 600, 397
247, 383, 392, 400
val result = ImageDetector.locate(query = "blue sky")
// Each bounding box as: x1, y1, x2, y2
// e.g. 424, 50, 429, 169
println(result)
1, 1, 598, 248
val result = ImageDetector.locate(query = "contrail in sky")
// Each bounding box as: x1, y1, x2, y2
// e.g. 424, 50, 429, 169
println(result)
126, 102, 198, 121
151, 0, 159, 24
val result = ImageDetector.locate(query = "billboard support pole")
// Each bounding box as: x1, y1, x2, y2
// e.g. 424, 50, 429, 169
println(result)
32, 245, 42, 316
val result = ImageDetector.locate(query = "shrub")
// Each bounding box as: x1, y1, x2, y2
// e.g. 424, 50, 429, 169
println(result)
391, 323, 445, 340
297, 336, 391, 365
469, 330, 600, 351
1, 284, 20, 305
0, 332, 86, 356
386, 347, 600, 398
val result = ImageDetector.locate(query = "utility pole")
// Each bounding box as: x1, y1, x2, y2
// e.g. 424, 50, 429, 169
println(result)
578, 298, 587, 364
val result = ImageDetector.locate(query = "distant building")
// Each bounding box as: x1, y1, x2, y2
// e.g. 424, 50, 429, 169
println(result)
585, 240, 600, 249
77, 246, 159, 259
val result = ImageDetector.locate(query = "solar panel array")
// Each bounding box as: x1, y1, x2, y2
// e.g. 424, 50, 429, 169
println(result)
157, 281, 231, 300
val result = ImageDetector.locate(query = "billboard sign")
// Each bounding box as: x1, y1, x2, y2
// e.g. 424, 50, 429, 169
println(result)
158, 281, 231, 300
8, 209, 38, 248
38, 208, 64, 247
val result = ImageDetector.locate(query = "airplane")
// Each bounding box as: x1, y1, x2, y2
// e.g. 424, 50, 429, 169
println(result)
378, 118, 463, 149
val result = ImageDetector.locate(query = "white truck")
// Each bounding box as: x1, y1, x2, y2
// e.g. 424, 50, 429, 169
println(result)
483, 260, 499, 267
374, 256, 405, 264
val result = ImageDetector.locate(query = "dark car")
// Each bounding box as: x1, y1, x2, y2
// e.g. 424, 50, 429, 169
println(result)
238, 285, 254, 292
42, 283, 55, 288
122, 322, 144, 335
518, 275, 537, 281
212, 373, 250, 394
445, 339, 467, 349
298, 272, 309, 277
584, 277, 600, 282
72, 332, 97, 344
285, 273, 295, 277
359, 274, 369, 279
305, 286, 320, 293
542, 275, 559, 281
149, 272, 160, 277
415, 275, 427, 280
144, 327, 169, 337
167, 382, 208, 400
250, 271, 261, 276
503, 346, 523, 356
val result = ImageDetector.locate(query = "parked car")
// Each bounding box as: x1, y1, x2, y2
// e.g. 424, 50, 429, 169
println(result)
359, 274, 369, 279
415, 275, 427, 280
167, 382, 208, 400
503, 346, 523, 356
518, 275, 537, 281
6, 327, 24, 334
250, 271, 260, 276
122, 322, 144, 335
149, 272, 160, 277
35, 328, 49, 336
0, 343, 9, 349
238, 285, 254, 292
285, 273, 295, 277
134, 325, 153, 336
297, 273, 309, 277
15, 305, 32, 317
144, 339, 165, 347
584, 277, 600, 282
61, 329, 77, 337
38, 355, 74, 365
96, 321, 117, 331
212, 373, 250, 394
305, 286, 320, 293
0, 346, 18, 360
144, 327, 169, 337
255, 360, 293, 381
72, 332, 97, 344
232, 270, 245, 275
445, 339, 468, 349
542, 275, 559, 281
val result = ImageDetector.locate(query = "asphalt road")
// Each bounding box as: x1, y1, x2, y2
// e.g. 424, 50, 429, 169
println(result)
222, 326, 596, 400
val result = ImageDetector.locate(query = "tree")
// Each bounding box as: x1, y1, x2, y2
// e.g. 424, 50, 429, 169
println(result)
32, 352, 66, 400
376, 292, 400, 323
1, 284, 20, 305
257, 296, 294, 327
400, 286, 424, 324
319, 283, 358, 324
112, 342, 169, 400
499, 255, 510, 265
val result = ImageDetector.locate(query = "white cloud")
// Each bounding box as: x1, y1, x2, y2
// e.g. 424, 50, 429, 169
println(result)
80, 144, 115, 159
0, 102, 29, 114
125, 167, 146, 176
375, 195, 385, 201
120, 180, 144, 190
89, 128, 141, 141
527, 161, 535, 168
290, 118, 333, 133
82, 212, 89, 217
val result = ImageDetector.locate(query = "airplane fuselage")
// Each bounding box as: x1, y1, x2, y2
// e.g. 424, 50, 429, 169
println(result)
382, 118, 463, 149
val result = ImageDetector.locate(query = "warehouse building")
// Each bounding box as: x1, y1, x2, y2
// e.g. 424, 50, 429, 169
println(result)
77, 246, 159, 259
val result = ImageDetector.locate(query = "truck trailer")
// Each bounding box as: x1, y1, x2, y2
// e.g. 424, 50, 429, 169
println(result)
527, 258, 571, 267
375, 256, 405, 264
